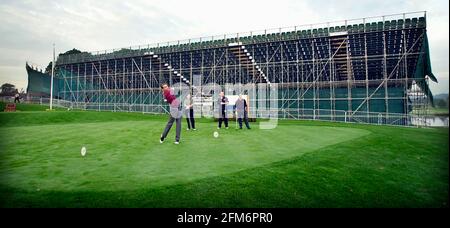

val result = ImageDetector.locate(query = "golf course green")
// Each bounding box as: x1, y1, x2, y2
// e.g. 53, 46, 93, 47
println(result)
0, 108, 448, 207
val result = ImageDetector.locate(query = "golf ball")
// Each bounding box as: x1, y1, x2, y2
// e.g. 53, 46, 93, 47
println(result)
81, 146, 87, 156
213, 131, 219, 138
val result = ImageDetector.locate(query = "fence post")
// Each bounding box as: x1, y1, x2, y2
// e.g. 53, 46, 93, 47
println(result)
344, 111, 347, 122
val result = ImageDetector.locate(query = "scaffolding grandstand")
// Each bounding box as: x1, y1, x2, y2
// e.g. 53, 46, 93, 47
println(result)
27, 11, 437, 126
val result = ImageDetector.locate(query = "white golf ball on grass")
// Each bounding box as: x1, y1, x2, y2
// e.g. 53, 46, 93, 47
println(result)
81, 146, 87, 157
213, 131, 219, 138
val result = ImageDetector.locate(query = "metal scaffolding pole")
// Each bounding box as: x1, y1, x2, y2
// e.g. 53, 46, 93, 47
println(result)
312, 39, 316, 120
364, 31, 370, 121
383, 27, 389, 121
329, 37, 334, 121
114, 59, 117, 112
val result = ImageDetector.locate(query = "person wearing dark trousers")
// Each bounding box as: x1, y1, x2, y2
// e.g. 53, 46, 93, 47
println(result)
14, 93, 20, 103
184, 94, 196, 131
218, 91, 229, 129
234, 94, 251, 129
160, 83, 182, 144
84, 95, 90, 109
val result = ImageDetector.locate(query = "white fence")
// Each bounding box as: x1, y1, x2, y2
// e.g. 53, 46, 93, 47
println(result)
21, 97, 445, 127
25, 97, 169, 114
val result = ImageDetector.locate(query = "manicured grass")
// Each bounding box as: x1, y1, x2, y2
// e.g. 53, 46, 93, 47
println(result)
0, 110, 448, 207
0, 109, 165, 127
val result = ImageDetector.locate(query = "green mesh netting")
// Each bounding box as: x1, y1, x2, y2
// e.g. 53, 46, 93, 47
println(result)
26, 63, 61, 96
413, 33, 436, 105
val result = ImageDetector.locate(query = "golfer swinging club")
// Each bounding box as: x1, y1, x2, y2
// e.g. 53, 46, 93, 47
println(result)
160, 83, 182, 144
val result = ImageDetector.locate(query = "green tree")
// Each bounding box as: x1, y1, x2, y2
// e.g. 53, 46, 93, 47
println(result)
45, 61, 53, 74
436, 99, 447, 108
45, 49, 88, 73
0, 83, 16, 96
59, 48, 82, 56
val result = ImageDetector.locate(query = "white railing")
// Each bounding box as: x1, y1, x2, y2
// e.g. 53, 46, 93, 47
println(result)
22, 97, 442, 127
26, 97, 169, 114
0, 96, 14, 103
254, 108, 432, 127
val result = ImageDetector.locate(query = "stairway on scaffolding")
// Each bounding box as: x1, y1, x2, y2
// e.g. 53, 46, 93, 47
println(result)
330, 35, 353, 81
144, 51, 191, 86
228, 42, 271, 84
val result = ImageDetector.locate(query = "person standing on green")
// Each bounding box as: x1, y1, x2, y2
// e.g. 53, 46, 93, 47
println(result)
184, 93, 196, 131
234, 94, 251, 129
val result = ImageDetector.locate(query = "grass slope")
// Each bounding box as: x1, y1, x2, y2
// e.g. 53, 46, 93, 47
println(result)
0, 110, 448, 207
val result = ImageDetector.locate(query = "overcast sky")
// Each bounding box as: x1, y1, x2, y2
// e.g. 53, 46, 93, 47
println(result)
0, 0, 448, 94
